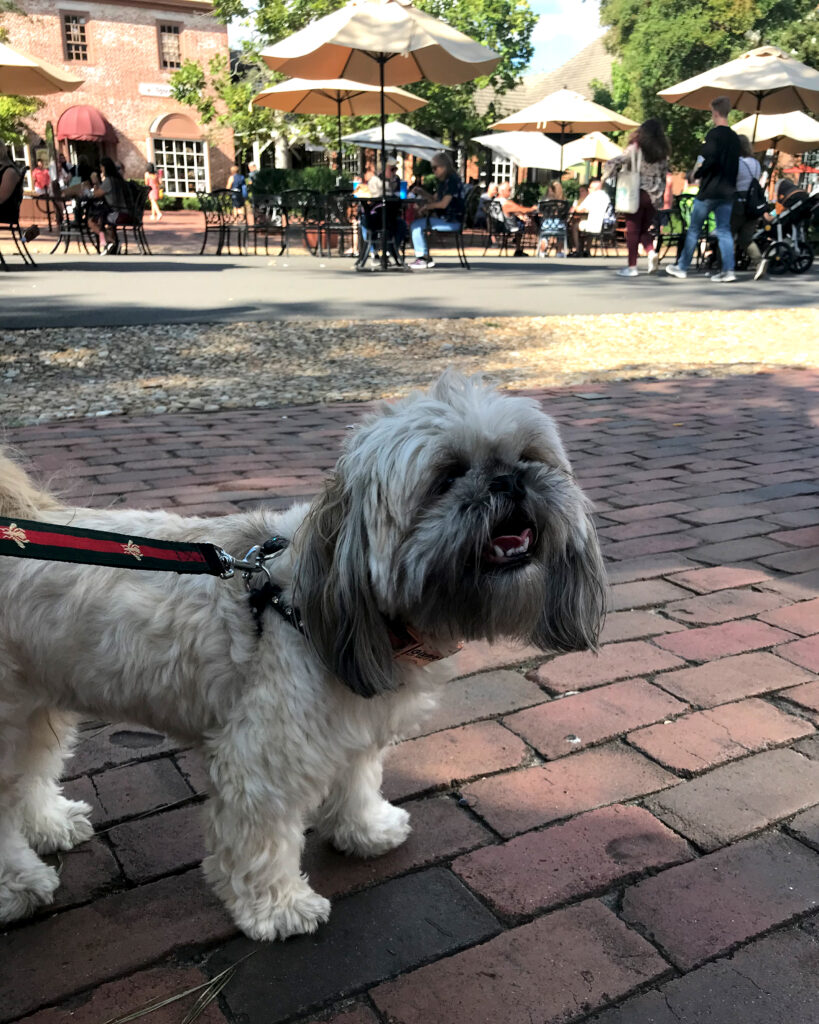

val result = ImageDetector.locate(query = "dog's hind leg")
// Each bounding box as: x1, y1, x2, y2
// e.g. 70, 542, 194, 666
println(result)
0, 701, 61, 922
315, 746, 411, 858
18, 709, 93, 855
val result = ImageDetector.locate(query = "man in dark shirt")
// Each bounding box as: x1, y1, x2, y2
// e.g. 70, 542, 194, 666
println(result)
408, 152, 465, 269
666, 96, 741, 282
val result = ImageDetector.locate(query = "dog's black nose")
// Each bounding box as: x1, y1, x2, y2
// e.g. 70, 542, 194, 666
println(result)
489, 472, 525, 497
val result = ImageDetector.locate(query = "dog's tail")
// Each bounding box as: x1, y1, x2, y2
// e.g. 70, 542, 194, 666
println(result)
0, 448, 63, 519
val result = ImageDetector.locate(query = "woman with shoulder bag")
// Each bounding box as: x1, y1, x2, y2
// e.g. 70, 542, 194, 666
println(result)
732, 136, 763, 265
604, 118, 671, 277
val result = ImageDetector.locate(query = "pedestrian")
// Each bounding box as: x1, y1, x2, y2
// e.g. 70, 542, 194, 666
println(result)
604, 117, 671, 277
31, 159, 51, 195
666, 96, 740, 283
733, 135, 763, 266
226, 164, 247, 208
144, 162, 163, 221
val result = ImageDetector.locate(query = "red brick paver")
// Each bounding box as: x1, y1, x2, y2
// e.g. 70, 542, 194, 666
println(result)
5, 370, 819, 1024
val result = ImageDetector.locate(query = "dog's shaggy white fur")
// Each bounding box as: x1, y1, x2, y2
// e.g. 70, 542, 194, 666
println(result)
0, 374, 605, 940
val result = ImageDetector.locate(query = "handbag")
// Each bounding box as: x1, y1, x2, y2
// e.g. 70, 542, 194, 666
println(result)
615, 146, 641, 214
744, 176, 767, 220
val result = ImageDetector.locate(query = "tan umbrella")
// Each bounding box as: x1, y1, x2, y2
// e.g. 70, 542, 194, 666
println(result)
657, 45, 819, 119
252, 78, 426, 171
260, 0, 499, 87
490, 88, 637, 171
0, 40, 83, 95
732, 110, 819, 154
261, 0, 499, 268
562, 131, 623, 164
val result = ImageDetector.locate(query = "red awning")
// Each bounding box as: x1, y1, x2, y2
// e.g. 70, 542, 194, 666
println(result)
56, 105, 116, 142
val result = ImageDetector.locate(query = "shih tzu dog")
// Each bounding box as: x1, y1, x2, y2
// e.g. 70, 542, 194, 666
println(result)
0, 373, 605, 940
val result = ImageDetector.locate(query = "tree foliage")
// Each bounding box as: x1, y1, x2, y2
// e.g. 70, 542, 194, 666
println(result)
598, 0, 819, 167
184, 0, 537, 154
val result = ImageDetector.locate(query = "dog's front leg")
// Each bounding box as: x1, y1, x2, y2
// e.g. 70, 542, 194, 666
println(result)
315, 746, 411, 858
201, 742, 330, 942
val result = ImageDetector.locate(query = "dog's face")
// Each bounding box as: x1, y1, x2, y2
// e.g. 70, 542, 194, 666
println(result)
295, 373, 606, 697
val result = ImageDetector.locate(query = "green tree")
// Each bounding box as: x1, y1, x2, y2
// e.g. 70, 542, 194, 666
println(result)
170, 53, 288, 158
184, 0, 536, 157
598, 0, 819, 167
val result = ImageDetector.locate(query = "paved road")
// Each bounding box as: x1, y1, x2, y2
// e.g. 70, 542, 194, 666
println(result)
2, 253, 817, 327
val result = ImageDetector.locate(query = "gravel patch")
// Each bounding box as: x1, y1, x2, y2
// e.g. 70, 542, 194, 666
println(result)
1, 308, 816, 427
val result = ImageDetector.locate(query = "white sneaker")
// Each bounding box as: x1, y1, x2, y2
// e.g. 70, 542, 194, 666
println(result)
408, 257, 434, 270
753, 259, 769, 281
712, 271, 736, 283
665, 264, 687, 279
646, 251, 659, 274
616, 266, 638, 277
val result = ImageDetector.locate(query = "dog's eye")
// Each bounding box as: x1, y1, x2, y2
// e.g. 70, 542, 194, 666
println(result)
433, 463, 468, 496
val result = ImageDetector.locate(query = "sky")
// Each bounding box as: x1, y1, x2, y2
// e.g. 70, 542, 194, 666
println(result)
228, 1, 606, 77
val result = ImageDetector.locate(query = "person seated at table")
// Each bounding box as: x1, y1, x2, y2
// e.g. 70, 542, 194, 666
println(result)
497, 181, 537, 256
547, 179, 564, 201
32, 159, 51, 196
567, 179, 611, 256
0, 142, 40, 241
474, 181, 498, 230
407, 151, 464, 270
86, 157, 130, 255
367, 158, 400, 197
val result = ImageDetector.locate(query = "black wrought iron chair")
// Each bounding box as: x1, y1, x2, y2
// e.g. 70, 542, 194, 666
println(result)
250, 193, 287, 255
281, 189, 321, 254
214, 189, 248, 255
118, 182, 152, 255
318, 192, 356, 256
482, 199, 522, 256
422, 206, 470, 268
197, 191, 223, 254
536, 199, 570, 257
0, 167, 37, 270
48, 181, 98, 254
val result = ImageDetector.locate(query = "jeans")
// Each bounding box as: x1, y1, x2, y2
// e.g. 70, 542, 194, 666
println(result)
411, 216, 460, 256
678, 197, 735, 272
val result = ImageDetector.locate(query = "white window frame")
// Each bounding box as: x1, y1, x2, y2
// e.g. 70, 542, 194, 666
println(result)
151, 136, 208, 196
4, 140, 32, 190
492, 154, 517, 187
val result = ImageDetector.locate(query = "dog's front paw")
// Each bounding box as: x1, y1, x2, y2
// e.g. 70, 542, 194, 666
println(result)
237, 884, 331, 942
332, 802, 411, 858
22, 797, 94, 854
0, 856, 60, 922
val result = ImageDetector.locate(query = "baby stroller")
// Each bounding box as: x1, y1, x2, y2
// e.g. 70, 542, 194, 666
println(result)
753, 191, 819, 275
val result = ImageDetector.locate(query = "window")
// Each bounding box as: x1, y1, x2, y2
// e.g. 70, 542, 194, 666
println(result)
341, 149, 360, 175
159, 24, 181, 70
63, 14, 88, 62
153, 138, 206, 195
492, 154, 517, 187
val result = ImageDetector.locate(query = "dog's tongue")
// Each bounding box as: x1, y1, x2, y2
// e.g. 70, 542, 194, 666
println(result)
489, 527, 533, 555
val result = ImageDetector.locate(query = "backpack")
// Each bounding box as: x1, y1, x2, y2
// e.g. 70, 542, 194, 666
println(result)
745, 177, 767, 220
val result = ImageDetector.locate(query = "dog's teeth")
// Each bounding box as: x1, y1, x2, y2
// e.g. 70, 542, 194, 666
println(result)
493, 545, 505, 559
521, 536, 530, 551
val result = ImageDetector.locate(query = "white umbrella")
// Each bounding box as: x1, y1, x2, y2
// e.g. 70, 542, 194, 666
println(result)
561, 131, 623, 164
260, 0, 499, 87
657, 45, 819, 118
490, 88, 637, 170
732, 110, 819, 154
344, 119, 450, 159
0, 40, 83, 95
252, 78, 427, 171
472, 131, 563, 171
261, 0, 499, 267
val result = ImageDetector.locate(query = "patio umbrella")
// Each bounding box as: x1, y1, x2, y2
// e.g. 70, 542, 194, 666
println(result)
343, 119, 450, 159
561, 131, 623, 164
471, 131, 563, 171
0, 40, 83, 95
490, 88, 637, 171
252, 78, 427, 172
732, 109, 819, 154
657, 46, 819, 133
261, 0, 499, 268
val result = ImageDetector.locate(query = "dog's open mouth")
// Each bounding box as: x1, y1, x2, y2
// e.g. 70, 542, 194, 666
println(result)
483, 511, 536, 567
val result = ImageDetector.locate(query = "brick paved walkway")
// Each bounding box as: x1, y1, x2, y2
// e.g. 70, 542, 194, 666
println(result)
3, 369, 819, 1024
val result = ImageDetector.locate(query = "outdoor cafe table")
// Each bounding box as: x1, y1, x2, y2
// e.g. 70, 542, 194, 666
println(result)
353, 193, 418, 271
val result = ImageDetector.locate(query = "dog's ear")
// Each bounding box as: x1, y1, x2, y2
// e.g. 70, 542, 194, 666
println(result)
530, 509, 606, 654
294, 471, 396, 699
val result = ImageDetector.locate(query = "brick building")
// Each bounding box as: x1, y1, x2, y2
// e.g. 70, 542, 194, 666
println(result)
4, 0, 234, 194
